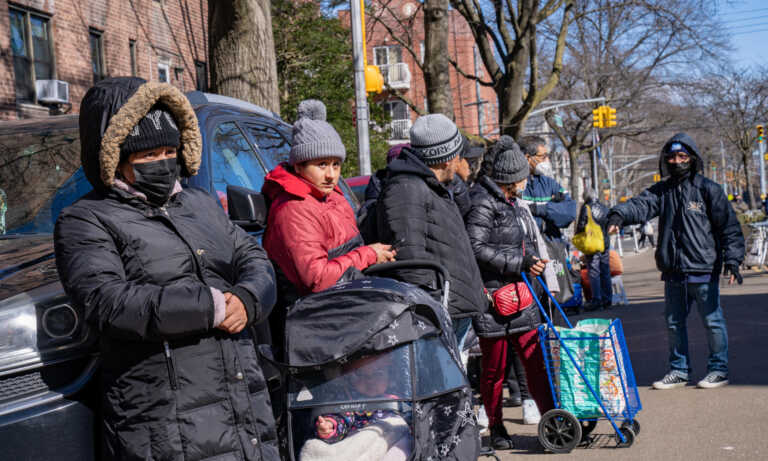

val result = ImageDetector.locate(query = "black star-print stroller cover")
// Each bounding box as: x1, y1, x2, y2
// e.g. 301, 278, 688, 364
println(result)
282, 275, 480, 461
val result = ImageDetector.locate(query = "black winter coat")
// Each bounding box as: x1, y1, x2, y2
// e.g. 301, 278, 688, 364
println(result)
465, 176, 542, 338
609, 133, 744, 275
576, 198, 611, 252
374, 148, 487, 319
448, 175, 472, 220
55, 77, 279, 461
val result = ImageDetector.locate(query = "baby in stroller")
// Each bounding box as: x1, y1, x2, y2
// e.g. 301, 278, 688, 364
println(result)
301, 354, 412, 461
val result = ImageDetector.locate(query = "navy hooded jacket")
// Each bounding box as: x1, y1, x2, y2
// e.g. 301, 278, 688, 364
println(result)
522, 174, 577, 240
608, 133, 744, 276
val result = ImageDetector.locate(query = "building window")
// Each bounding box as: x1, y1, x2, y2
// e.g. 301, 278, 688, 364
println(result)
195, 60, 207, 91
9, 7, 53, 102
382, 100, 410, 140
90, 29, 105, 84
158, 61, 170, 83
174, 67, 184, 90
129, 40, 137, 76
374, 45, 410, 88
419, 41, 425, 65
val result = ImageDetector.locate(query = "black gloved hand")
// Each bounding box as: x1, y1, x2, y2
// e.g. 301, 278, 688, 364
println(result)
724, 264, 743, 285
530, 203, 547, 218
607, 213, 623, 230
552, 191, 566, 202
521, 254, 539, 272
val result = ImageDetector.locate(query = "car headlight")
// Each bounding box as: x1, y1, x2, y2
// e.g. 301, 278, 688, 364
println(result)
0, 289, 89, 374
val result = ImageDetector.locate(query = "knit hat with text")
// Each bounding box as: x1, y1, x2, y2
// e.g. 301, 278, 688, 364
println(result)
409, 114, 463, 165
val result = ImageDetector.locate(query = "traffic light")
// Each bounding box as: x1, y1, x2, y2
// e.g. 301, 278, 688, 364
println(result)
604, 106, 617, 127
758, 125, 764, 143
592, 107, 603, 128
653, 174, 661, 182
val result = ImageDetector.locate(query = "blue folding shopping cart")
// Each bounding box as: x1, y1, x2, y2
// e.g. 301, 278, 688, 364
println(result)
521, 273, 642, 453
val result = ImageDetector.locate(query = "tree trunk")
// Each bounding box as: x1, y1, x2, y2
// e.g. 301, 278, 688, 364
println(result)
741, 150, 755, 208
569, 150, 581, 199
209, 0, 280, 114
423, 0, 453, 119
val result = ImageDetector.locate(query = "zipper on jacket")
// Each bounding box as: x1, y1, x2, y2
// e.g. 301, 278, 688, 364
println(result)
163, 340, 179, 390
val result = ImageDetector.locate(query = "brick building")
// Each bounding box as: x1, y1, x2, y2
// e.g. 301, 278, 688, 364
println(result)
0, 0, 208, 120
342, 0, 499, 143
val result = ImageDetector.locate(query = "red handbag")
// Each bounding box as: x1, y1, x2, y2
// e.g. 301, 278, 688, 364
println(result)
492, 282, 534, 316
492, 240, 535, 316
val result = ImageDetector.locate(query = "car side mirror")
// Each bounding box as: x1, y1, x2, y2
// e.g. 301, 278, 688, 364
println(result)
226, 185, 267, 231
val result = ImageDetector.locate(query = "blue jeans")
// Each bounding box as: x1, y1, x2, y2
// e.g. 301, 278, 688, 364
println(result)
664, 279, 729, 375
587, 250, 612, 306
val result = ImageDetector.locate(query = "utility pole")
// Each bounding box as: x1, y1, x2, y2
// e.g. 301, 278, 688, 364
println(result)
720, 139, 727, 195
757, 125, 766, 198
350, 0, 371, 175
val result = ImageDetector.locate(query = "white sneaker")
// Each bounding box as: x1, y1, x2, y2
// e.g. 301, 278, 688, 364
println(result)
476, 404, 489, 430
522, 399, 541, 425
697, 371, 729, 389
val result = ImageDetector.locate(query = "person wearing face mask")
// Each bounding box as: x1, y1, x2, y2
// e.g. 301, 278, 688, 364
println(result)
373, 113, 487, 351
607, 133, 744, 391
465, 145, 559, 449
54, 77, 280, 460
518, 136, 577, 241
262, 99, 395, 297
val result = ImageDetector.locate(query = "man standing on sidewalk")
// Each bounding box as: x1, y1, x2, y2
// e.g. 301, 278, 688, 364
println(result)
607, 133, 745, 390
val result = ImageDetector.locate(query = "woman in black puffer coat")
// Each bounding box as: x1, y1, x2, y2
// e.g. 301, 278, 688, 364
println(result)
54, 77, 279, 461
465, 145, 555, 451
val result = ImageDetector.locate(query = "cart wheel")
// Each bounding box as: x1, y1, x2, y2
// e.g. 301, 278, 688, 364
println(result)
538, 409, 582, 453
622, 420, 640, 436
615, 426, 635, 448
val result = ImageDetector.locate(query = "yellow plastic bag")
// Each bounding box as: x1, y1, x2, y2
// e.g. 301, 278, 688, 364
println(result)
573, 205, 605, 255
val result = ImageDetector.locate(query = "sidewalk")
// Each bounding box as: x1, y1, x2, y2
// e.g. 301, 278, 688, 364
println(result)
493, 251, 768, 460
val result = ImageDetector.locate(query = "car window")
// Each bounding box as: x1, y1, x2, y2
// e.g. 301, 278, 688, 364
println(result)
210, 122, 268, 207
0, 119, 84, 234
241, 120, 291, 171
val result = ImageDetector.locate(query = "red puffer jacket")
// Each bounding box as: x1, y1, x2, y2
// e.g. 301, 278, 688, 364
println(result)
263, 164, 376, 295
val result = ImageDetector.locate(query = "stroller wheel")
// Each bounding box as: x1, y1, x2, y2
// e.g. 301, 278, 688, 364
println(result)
622, 420, 640, 436
615, 426, 636, 448
538, 409, 582, 453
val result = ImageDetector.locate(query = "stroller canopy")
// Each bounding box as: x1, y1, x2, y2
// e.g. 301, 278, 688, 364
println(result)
285, 277, 455, 368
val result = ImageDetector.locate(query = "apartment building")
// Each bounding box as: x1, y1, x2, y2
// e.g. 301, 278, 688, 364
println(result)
0, 0, 208, 120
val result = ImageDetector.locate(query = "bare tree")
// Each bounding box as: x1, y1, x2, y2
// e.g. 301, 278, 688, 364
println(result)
542, 0, 727, 197
209, 0, 280, 113
449, 0, 575, 138
695, 68, 768, 208
424, 0, 454, 118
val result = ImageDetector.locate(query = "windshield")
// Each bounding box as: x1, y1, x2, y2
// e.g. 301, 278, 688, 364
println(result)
0, 118, 88, 235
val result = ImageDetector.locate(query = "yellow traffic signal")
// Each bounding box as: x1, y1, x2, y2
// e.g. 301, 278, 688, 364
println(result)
365, 65, 384, 93
758, 125, 764, 143
653, 174, 661, 182
604, 106, 617, 127
592, 108, 603, 128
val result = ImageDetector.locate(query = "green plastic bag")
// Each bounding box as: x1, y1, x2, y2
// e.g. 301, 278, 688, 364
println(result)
554, 319, 611, 418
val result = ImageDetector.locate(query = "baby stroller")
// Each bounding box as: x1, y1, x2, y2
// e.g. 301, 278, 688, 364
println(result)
281, 261, 480, 461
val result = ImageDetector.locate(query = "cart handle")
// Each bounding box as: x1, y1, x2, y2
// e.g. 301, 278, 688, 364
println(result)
520, 272, 573, 329
363, 259, 451, 307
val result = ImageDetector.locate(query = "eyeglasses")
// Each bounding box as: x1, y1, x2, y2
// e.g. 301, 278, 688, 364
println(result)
665, 152, 690, 161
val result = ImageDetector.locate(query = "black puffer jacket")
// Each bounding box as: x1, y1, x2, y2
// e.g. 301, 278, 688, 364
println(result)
374, 148, 486, 319
576, 197, 611, 252
54, 77, 279, 461
448, 175, 472, 220
609, 133, 744, 275
465, 176, 542, 338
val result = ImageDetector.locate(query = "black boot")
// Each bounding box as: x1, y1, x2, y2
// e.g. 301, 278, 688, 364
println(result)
490, 424, 514, 450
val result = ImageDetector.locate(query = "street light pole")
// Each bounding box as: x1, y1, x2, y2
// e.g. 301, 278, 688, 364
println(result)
350, 0, 372, 175
759, 140, 766, 199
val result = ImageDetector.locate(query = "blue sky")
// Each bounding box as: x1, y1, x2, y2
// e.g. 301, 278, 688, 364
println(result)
723, 0, 768, 65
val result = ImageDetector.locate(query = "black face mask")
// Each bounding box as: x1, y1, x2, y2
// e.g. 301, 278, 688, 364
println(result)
667, 161, 691, 178
131, 157, 180, 207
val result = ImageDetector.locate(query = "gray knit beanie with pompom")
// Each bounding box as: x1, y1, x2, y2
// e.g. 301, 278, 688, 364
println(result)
289, 99, 346, 165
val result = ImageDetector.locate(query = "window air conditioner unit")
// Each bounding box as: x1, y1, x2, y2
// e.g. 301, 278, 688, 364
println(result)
35, 79, 70, 104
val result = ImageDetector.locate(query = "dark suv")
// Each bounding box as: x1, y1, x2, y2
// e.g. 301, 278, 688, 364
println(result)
0, 92, 357, 460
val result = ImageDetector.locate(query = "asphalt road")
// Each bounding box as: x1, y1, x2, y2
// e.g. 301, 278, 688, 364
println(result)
494, 250, 768, 460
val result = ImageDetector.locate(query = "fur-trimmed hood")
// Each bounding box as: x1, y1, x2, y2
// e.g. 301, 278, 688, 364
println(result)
78, 77, 202, 191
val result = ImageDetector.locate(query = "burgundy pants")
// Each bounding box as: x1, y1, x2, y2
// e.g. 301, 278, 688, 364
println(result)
479, 328, 554, 426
